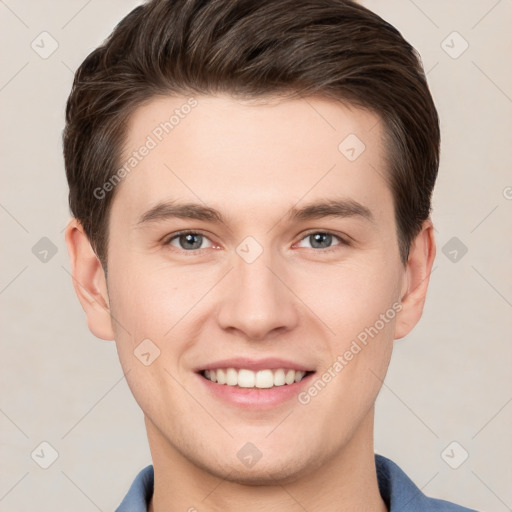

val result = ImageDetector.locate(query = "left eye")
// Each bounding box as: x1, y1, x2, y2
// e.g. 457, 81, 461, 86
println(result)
296, 232, 344, 250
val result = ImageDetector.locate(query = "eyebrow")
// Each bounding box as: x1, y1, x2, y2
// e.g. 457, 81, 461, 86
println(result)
135, 198, 374, 227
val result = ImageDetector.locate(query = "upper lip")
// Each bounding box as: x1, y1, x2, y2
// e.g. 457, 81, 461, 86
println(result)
196, 357, 315, 373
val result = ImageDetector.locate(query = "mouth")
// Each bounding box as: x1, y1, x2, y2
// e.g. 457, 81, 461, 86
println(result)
194, 357, 316, 409
199, 367, 315, 389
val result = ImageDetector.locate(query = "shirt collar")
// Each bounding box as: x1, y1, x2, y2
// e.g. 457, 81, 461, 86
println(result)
115, 453, 477, 511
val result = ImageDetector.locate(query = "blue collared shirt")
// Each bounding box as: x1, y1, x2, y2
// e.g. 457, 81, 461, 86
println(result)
115, 454, 478, 511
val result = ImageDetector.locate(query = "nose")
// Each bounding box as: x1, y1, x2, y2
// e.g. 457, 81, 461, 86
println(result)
216, 246, 300, 341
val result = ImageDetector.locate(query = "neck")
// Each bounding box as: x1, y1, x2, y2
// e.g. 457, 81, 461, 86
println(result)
146, 407, 387, 512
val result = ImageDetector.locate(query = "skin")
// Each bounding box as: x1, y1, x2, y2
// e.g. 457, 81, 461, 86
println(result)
65, 94, 435, 512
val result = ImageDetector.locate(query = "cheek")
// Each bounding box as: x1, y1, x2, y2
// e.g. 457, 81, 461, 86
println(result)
106, 261, 188, 414
107, 256, 217, 376
300, 256, 401, 342
298, 262, 399, 422
108, 255, 202, 329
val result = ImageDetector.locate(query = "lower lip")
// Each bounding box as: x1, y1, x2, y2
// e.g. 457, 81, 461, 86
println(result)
196, 372, 315, 410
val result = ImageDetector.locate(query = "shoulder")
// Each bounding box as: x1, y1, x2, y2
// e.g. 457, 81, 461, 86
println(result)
115, 465, 154, 512
375, 454, 479, 512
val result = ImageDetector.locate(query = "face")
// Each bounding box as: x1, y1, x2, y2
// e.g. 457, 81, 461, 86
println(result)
99, 94, 409, 482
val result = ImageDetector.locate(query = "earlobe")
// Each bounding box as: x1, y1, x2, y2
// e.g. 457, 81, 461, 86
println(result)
64, 218, 115, 341
394, 219, 436, 340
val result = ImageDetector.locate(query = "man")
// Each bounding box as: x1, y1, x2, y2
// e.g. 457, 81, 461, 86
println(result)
63, 0, 478, 510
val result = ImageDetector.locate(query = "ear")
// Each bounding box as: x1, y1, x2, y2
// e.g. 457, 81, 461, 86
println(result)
394, 219, 436, 340
64, 218, 115, 341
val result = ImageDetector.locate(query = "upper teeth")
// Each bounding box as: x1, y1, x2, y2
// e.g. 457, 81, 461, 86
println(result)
204, 368, 308, 388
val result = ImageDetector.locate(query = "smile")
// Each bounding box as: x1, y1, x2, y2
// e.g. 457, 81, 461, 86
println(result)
201, 368, 312, 389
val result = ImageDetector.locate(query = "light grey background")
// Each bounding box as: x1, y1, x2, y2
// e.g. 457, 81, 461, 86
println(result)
1, 1, 511, 511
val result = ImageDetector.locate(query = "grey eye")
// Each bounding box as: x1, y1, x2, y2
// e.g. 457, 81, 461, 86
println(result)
167, 232, 212, 251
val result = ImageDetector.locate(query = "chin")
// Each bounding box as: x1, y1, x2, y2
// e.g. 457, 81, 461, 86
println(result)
197, 449, 321, 486
222, 463, 308, 486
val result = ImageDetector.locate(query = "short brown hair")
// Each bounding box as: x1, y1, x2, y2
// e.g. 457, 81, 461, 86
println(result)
63, 0, 440, 268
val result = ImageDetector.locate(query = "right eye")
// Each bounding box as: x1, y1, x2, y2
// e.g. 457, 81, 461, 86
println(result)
164, 230, 215, 252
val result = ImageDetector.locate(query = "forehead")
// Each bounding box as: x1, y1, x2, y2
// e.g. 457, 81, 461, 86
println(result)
110, 94, 392, 227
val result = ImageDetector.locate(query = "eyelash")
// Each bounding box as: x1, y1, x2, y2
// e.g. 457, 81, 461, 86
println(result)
163, 229, 351, 254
